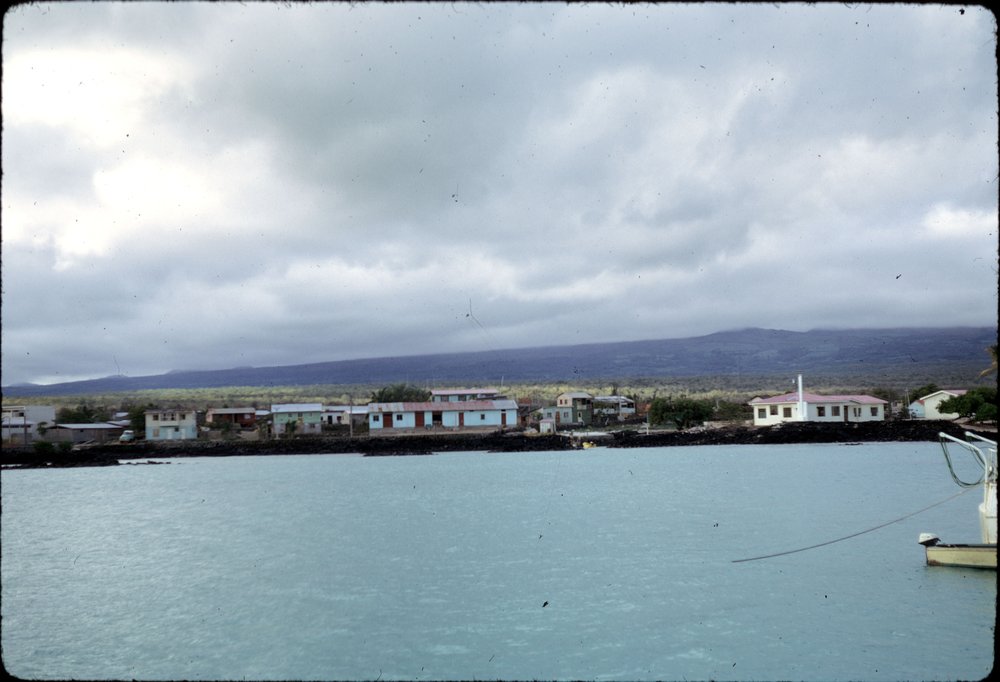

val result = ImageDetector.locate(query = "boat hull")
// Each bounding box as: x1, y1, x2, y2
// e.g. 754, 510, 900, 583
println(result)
924, 543, 997, 569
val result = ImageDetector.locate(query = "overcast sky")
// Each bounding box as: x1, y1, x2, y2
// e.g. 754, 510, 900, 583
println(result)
2, 2, 997, 386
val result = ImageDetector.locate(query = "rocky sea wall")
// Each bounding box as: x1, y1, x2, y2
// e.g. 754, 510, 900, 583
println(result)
1, 420, 993, 469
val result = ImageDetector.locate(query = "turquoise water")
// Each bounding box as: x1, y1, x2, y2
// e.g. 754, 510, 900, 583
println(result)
2, 443, 995, 681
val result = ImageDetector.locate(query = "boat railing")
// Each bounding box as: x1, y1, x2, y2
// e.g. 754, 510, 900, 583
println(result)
965, 431, 998, 485
938, 432, 996, 488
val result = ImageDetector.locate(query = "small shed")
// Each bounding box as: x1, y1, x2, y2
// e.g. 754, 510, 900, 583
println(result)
46, 423, 126, 444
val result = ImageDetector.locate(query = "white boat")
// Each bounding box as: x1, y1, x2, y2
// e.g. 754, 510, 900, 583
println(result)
918, 432, 997, 569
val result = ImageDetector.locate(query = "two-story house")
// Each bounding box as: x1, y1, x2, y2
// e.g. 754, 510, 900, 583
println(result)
145, 408, 199, 441
2, 405, 56, 444
594, 395, 637, 420
206, 407, 258, 429
540, 392, 594, 426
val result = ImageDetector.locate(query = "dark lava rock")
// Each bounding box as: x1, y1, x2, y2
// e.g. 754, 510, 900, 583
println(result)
2, 421, 991, 469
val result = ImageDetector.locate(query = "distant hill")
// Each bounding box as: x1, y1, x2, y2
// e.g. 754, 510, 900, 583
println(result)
2, 327, 996, 397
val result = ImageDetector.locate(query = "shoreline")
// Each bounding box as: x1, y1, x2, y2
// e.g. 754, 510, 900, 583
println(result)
1, 420, 993, 469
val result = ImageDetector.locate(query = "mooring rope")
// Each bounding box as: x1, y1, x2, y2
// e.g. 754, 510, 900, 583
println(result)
732, 487, 974, 563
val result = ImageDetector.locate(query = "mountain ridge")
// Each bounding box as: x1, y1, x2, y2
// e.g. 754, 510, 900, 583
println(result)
2, 326, 995, 397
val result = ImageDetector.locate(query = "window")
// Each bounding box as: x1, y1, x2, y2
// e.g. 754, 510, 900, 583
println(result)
832, 406, 841, 416
373, 415, 381, 422
758, 408, 766, 419
153, 428, 160, 437
769, 405, 778, 415
817, 406, 826, 417
870, 407, 878, 416
395, 414, 403, 421
480, 414, 486, 421
782, 407, 792, 418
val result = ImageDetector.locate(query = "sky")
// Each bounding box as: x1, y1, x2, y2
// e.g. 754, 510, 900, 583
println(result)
2, 2, 997, 387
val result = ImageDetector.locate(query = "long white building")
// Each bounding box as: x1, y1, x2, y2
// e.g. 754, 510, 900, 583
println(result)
368, 399, 518, 434
748, 376, 887, 426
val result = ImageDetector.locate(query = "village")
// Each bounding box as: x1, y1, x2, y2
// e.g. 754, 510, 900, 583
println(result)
0, 379, 980, 448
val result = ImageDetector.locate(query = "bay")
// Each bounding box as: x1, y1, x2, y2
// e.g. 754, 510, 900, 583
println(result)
1, 443, 995, 681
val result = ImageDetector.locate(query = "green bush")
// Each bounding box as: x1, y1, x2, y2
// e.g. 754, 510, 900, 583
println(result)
33, 441, 55, 455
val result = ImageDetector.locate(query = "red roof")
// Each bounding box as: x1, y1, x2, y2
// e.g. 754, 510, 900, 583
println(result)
750, 392, 886, 405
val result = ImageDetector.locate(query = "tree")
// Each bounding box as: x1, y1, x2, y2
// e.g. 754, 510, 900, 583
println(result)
938, 388, 997, 423
648, 397, 714, 430
712, 400, 750, 422
909, 383, 940, 402
57, 402, 110, 423
124, 403, 155, 435
370, 383, 431, 403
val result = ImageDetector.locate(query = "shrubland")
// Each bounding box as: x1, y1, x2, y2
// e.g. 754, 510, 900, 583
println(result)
6, 372, 991, 418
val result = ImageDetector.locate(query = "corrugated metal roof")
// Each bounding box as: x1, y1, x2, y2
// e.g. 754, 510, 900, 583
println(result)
271, 403, 324, 413
368, 399, 518, 412
431, 388, 500, 396
55, 423, 124, 430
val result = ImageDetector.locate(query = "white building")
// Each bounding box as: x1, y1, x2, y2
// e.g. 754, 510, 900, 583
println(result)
145, 409, 198, 441
430, 388, 503, 403
908, 389, 968, 420
749, 376, 887, 426
594, 395, 637, 419
1, 405, 56, 444
368, 399, 518, 434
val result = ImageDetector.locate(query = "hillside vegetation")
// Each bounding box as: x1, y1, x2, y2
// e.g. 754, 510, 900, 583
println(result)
3, 326, 994, 408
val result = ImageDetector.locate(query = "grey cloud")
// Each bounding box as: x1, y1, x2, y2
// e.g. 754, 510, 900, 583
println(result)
1, 3, 996, 386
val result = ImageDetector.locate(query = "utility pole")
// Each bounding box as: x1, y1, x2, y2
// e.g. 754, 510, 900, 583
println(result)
348, 394, 354, 439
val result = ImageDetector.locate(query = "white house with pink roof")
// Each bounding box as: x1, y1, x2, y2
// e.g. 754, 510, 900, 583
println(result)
748, 375, 887, 426
908, 389, 968, 420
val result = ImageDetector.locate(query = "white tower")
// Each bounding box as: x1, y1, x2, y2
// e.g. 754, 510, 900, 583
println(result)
797, 374, 807, 421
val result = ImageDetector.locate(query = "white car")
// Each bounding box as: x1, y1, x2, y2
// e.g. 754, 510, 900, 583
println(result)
119, 430, 135, 443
